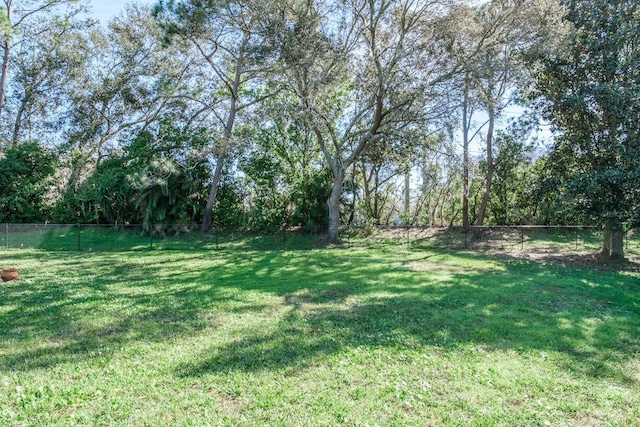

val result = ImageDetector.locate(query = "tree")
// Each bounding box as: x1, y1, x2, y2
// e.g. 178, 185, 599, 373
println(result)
154, 0, 282, 232
61, 4, 196, 196
82, 121, 210, 226
487, 116, 537, 225
1, 13, 86, 147
441, 0, 557, 227
240, 96, 330, 231
529, 0, 640, 259
0, 141, 57, 222
282, 0, 451, 242
0, 0, 83, 132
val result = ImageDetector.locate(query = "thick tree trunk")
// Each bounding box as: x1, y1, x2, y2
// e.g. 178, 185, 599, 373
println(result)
327, 167, 345, 243
476, 108, 495, 226
611, 228, 624, 259
602, 219, 625, 260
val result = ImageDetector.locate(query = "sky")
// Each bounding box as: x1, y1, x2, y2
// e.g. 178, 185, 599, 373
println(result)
89, 0, 156, 22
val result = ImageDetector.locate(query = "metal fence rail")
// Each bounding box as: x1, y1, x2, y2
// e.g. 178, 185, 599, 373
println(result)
0, 224, 638, 257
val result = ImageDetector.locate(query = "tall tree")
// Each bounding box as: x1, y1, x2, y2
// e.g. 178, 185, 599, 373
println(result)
154, 0, 282, 232
530, 0, 640, 259
0, 0, 83, 132
282, 0, 451, 242
62, 4, 195, 194
2, 14, 86, 147
442, 0, 560, 227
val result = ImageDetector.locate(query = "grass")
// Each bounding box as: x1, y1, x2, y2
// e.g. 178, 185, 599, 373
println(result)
1, 246, 639, 426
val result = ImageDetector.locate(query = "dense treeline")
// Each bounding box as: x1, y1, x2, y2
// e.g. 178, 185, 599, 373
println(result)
0, 0, 638, 258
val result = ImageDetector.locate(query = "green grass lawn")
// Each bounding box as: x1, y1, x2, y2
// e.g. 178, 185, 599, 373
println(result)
1, 247, 639, 426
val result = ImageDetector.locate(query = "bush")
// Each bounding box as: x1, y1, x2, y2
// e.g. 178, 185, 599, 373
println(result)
0, 142, 57, 222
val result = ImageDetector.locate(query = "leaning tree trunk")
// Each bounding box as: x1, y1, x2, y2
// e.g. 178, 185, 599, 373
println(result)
200, 149, 226, 233
199, 79, 239, 233
326, 166, 346, 243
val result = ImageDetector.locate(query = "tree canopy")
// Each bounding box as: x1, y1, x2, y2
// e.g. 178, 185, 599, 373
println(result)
0, 0, 637, 257
529, 0, 640, 258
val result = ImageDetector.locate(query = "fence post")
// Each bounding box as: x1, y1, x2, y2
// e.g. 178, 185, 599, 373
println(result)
5, 223, 8, 249
521, 227, 524, 251
575, 227, 579, 250
150, 225, 153, 250
77, 223, 81, 251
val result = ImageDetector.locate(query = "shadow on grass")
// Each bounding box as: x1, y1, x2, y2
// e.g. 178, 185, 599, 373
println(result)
1, 249, 639, 385
174, 250, 639, 384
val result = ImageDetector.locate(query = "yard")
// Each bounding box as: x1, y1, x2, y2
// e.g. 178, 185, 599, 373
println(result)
1, 246, 639, 425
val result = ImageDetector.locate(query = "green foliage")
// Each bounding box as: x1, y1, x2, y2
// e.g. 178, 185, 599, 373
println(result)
238, 107, 330, 232
76, 122, 210, 226
0, 142, 57, 222
529, 0, 640, 229
487, 117, 537, 225
289, 169, 332, 232
210, 177, 247, 228
92, 156, 137, 225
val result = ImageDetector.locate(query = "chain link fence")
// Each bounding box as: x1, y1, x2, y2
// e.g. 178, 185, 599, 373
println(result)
0, 224, 320, 252
0, 224, 638, 258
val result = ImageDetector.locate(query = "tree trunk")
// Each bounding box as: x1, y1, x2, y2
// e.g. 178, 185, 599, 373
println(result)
373, 168, 380, 225
461, 78, 471, 230
11, 93, 28, 147
602, 219, 625, 260
611, 228, 624, 260
476, 108, 495, 226
198, 32, 247, 233
0, 40, 11, 125
200, 149, 226, 233
347, 164, 357, 226
327, 166, 345, 243
360, 163, 373, 221
404, 164, 410, 222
